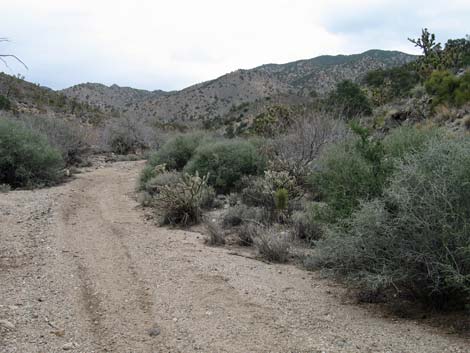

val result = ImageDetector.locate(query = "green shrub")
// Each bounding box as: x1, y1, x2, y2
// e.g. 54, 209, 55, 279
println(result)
150, 132, 208, 171
139, 132, 208, 191
0, 119, 64, 188
311, 137, 470, 308
184, 139, 265, 193
274, 188, 288, 211
425, 70, 470, 107
382, 126, 441, 159
327, 80, 372, 119
20, 115, 89, 165
0, 95, 12, 110
310, 125, 438, 222
311, 138, 386, 222
364, 65, 420, 102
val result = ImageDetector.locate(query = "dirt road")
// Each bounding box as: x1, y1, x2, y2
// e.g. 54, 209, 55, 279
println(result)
1, 161, 468, 352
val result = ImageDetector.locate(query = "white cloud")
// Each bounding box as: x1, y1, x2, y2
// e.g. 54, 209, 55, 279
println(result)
0, 0, 468, 90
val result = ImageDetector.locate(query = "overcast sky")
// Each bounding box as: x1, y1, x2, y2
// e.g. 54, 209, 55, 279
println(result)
1, 0, 469, 91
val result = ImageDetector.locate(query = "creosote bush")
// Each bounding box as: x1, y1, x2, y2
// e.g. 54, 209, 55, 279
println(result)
18, 115, 90, 165
310, 125, 440, 222
311, 136, 470, 308
0, 119, 64, 188
184, 139, 266, 193
140, 132, 208, 189
150, 132, 208, 171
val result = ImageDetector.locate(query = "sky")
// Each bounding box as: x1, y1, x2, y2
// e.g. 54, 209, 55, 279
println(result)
1, 0, 469, 91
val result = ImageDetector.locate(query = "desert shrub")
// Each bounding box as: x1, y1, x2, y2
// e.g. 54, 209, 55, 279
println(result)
311, 125, 438, 222
184, 139, 265, 193
255, 229, 290, 263
153, 172, 212, 226
327, 80, 372, 119
0, 95, 12, 110
204, 220, 226, 246
268, 113, 346, 178
222, 204, 265, 227
140, 169, 181, 197
103, 116, 158, 155
0, 119, 64, 188
240, 170, 302, 222
311, 137, 386, 222
292, 203, 324, 242
0, 183, 11, 193
425, 70, 470, 107
150, 132, 208, 171
311, 137, 470, 308
364, 65, 420, 102
17, 115, 89, 165
382, 126, 441, 159
236, 222, 260, 246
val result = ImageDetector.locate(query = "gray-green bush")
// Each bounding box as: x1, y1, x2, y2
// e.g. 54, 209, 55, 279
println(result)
0, 119, 64, 188
184, 139, 266, 193
140, 132, 209, 189
310, 126, 440, 222
311, 136, 470, 308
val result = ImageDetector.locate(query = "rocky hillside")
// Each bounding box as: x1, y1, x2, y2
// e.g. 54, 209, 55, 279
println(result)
0, 73, 109, 124
32, 50, 419, 125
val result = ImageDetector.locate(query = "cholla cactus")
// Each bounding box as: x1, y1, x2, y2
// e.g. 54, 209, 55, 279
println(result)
156, 172, 213, 226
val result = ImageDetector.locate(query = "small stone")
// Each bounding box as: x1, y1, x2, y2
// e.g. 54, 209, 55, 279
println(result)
147, 324, 161, 337
172, 318, 178, 322
0, 319, 15, 330
62, 342, 75, 350
51, 329, 65, 337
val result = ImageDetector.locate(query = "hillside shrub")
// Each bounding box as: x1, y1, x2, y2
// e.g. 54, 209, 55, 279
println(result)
0, 119, 64, 188
19, 115, 89, 165
150, 132, 208, 171
184, 139, 265, 193
364, 65, 420, 102
310, 125, 439, 222
310, 137, 470, 308
222, 204, 265, 227
425, 70, 470, 107
140, 132, 208, 189
0, 95, 12, 110
327, 80, 372, 119
103, 116, 158, 155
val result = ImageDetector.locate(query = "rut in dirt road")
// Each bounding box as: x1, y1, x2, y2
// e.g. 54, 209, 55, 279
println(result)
1, 161, 469, 353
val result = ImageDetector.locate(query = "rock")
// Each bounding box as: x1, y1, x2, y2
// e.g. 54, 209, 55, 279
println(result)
51, 329, 65, 337
62, 342, 76, 350
0, 319, 15, 330
147, 324, 161, 337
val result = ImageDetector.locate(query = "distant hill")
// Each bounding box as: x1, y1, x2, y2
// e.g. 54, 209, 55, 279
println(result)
0, 73, 109, 124
61, 50, 415, 124
1, 50, 415, 126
